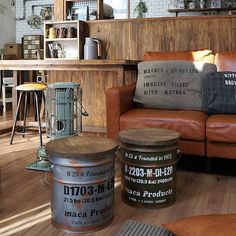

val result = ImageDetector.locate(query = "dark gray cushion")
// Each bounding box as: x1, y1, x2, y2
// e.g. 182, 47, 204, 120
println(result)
202, 71, 236, 114
133, 61, 217, 111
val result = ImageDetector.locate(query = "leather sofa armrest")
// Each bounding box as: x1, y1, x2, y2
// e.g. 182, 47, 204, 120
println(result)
106, 83, 136, 140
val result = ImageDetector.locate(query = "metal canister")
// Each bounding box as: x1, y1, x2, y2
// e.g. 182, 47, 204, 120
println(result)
119, 128, 180, 209
45, 135, 117, 233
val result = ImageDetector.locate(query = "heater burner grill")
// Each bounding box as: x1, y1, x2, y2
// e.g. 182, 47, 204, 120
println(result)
55, 120, 65, 132
46, 82, 82, 139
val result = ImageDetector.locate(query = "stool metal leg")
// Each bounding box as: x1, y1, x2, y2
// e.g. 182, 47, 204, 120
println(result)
10, 91, 24, 145
34, 91, 43, 146
2, 85, 6, 113
22, 91, 28, 137
40, 91, 45, 119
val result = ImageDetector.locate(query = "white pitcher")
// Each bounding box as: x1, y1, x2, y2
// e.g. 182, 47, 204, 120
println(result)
84, 37, 101, 60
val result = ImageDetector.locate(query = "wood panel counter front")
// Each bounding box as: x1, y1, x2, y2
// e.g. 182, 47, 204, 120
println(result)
0, 59, 139, 133
86, 15, 236, 59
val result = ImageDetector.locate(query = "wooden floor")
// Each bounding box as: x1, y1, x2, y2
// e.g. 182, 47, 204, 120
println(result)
0, 110, 236, 235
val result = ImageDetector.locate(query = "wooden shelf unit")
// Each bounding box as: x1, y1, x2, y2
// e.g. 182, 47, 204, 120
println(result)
44, 20, 84, 60
168, 7, 236, 16
44, 38, 77, 42
64, 0, 103, 20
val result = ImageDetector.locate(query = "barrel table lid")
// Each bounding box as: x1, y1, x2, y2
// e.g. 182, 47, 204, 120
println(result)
47, 82, 80, 89
119, 128, 180, 146
45, 136, 117, 165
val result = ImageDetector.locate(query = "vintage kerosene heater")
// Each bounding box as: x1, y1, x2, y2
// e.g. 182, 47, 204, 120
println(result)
26, 82, 87, 171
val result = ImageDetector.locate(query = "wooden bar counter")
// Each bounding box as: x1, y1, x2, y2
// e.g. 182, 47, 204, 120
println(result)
0, 59, 138, 133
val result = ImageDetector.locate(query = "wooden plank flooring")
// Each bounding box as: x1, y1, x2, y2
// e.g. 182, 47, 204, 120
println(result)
0, 132, 235, 236
0, 111, 13, 135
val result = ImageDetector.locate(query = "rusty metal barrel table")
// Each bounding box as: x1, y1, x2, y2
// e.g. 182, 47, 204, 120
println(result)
119, 128, 180, 209
45, 135, 117, 233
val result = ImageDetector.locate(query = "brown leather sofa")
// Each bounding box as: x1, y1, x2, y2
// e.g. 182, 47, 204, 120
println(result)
106, 50, 236, 160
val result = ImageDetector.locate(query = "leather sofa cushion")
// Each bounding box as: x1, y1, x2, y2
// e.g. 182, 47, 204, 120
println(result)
207, 141, 236, 159
144, 50, 215, 64
120, 108, 208, 141
215, 51, 236, 71
206, 114, 236, 142
163, 214, 236, 236
179, 140, 205, 156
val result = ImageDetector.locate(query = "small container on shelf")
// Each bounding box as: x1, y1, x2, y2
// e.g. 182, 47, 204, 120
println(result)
67, 9, 72, 20
199, 0, 206, 9
23, 35, 44, 59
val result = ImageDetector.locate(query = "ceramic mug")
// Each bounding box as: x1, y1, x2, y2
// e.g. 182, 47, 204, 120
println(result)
50, 49, 58, 58
67, 27, 75, 38
46, 27, 57, 39
57, 27, 66, 38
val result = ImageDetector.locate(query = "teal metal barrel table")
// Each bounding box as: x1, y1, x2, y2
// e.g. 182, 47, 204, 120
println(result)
119, 128, 180, 209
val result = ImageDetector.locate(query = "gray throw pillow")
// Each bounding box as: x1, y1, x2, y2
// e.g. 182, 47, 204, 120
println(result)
133, 61, 217, 111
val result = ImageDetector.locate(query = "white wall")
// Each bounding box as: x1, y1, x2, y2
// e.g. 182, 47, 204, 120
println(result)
130, 0, 207, 18
130, 0, 233, 18
0, 1, 16, 53
104, 0, 172, 19
16, 0, 53, 44
130, 0, 172, 18
104, 0, 207, 19
104, 0, 129, 18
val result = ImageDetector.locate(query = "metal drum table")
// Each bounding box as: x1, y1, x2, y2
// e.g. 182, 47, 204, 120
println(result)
45, 135, 117, 233
119, 127, 180, 209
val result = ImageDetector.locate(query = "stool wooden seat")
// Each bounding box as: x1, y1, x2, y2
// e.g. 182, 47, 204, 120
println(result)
10, 83, 47, 145
16, 83, 47, 91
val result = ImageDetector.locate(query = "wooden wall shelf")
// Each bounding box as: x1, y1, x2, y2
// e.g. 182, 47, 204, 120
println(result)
44, 20, 84, 60
64, 0, 103, 20
168, 7, 236, 16
54, 0, 104, 21
44, 38, 77, 42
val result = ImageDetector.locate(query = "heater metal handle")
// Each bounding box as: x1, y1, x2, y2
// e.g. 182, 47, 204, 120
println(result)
78, 100, 89, 116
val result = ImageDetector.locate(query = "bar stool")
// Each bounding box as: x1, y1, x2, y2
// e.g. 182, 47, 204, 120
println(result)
10, 83, 47, 145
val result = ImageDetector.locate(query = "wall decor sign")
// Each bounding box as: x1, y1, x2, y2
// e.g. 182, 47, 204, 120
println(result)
40, 6, 53, 21
211, 0, 222, 8
169, 0, 185, 10
27, 5, 53, 29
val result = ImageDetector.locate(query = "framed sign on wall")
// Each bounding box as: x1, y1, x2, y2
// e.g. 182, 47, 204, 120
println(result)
211, 0, 221, 8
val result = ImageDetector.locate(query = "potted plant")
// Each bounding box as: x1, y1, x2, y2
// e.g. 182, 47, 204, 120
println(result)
184, 0, 190, 8
134, 0, 148, 18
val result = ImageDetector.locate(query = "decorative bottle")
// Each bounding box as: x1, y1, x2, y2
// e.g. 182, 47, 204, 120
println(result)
67, 9, 72, 20
199, 0, 205, 9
